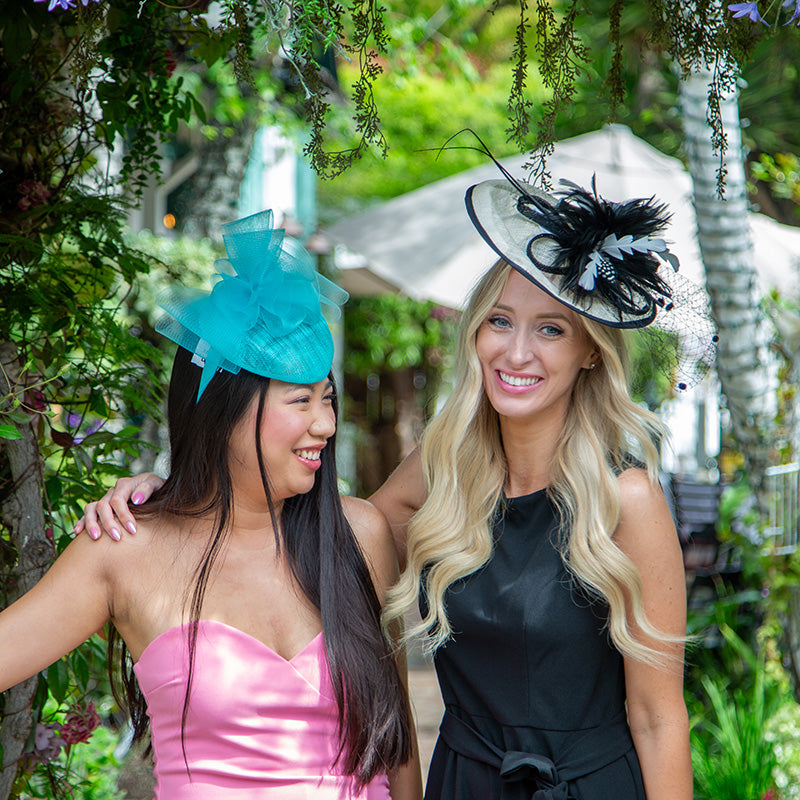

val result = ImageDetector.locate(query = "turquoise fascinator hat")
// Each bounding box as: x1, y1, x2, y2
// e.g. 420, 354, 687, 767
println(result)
155, 209, 349, 400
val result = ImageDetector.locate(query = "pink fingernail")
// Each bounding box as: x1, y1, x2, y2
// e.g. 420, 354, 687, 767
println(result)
132, 493, 145, 505
110, 527, 121, 541
126, 521, 137, 535
89, 527, 100, 540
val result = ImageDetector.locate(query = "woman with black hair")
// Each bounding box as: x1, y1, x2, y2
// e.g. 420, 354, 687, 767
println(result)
0, 211, 420, 799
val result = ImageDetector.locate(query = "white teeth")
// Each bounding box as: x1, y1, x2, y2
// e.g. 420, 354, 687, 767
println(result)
295, 449, 321, 461
499, 371, 539, 387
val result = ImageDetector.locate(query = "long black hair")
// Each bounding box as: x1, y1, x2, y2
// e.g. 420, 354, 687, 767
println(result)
108, 346, 412, 786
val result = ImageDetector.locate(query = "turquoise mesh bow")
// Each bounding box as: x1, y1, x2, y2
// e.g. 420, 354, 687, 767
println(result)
155, 210, 349, 400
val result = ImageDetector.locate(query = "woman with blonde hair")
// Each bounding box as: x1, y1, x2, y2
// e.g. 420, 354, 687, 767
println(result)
79, 177, 714, 799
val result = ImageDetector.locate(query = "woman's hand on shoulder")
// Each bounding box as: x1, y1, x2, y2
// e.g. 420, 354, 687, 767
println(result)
73, 473, 165, 542
341, 495, 398, 604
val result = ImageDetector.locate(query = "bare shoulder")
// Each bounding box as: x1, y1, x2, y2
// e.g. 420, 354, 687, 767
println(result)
86, 514, 160, 566
617, 468, 669, 518
617, 466, 659, 501
60, 526, 117, 576
341, 495, 397, 598
341, 495, 394, 555
614, 467, 680, 559
81, 515, 179, 605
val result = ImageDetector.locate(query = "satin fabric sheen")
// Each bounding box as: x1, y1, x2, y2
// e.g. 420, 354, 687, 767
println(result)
132, 620, 390, 799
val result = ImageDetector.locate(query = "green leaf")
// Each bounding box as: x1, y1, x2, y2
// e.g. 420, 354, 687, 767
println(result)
70, 651, 90, 692
89, 391, 108, 416
45, 475, 63, 504
73, 446, 94, 476
46, 659, 70, 703
9, 69, 30, 104
3, 15, 32, 63
47, 316, 71, 334
32, 673, 48, 710
80, 430, 115, 446
0, 424, 23, 440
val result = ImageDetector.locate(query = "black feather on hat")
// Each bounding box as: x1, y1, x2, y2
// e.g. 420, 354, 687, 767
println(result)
517, 179, 678, 321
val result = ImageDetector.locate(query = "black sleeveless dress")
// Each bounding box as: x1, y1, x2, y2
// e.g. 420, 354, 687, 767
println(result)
422, 489, 645, 800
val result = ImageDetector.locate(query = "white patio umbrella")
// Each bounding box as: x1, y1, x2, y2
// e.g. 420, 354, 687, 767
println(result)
326, 124, 800, 309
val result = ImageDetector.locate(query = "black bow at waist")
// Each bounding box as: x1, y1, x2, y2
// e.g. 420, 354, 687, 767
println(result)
438, 708, 634, 800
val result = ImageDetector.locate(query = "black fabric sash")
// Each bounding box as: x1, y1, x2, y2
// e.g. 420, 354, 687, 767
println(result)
438, 709, 635, 800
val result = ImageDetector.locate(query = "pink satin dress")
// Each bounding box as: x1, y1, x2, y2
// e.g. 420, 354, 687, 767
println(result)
132, 620, 392, 799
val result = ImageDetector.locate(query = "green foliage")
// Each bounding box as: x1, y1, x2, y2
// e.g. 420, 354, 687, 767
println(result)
522, 0, 591, 186
11, 695, 125, 800
267, 0, 391, 177
343, 295, 459, 378
691, 666, 780, 800
739, 27, 800, 158
62, 724, 124, 800
626, 327, 683, 409
715, 475, 800, 628
318, 63, 529, 215
752, 153, 800, 218
0, 0, 208, 219
0, 191, 166, 794
690, 624, 785, 800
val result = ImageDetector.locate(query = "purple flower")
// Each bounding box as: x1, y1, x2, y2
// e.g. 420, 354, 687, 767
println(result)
728, 2, 769, 24
35, 723, 54, 751
783, 0, 800, 23
73, 418, 105, 444
30, 723, 64, 763
34, 0, 76, 9
65, 411, 82, 428
33, 0, 101, 9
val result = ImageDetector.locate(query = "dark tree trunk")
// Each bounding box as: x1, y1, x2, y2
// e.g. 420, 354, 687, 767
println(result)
0, 343, 54, 800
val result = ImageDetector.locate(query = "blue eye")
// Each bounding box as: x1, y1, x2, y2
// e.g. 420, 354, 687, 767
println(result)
541, 324, 563, 336
488, 316, 511, 329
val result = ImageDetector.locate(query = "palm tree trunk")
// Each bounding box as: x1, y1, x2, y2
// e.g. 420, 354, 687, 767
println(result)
679, 66, 776, 503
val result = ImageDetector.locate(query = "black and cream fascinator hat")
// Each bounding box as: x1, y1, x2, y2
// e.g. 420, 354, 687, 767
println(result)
466, 175, 718, 390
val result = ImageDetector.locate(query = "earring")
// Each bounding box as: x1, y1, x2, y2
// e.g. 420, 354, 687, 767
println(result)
589, 363, 597, 370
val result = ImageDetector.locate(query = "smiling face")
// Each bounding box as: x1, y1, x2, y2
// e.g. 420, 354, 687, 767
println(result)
229, 377, 337, 506
475, 270, 597, 427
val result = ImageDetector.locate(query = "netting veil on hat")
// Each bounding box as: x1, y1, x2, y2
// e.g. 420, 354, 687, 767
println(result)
155, 209, 349, 400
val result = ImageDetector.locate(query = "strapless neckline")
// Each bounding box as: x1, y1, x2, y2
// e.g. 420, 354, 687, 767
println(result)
128, 617, 389, 798
135, 619, 324, 665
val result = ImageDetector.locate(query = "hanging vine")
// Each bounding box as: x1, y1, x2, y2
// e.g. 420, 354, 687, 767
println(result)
6, 0, 796, 204
508, 0, 783, 190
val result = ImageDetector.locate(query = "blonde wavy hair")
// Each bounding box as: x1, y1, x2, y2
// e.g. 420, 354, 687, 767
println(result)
383, 261, 681, 666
